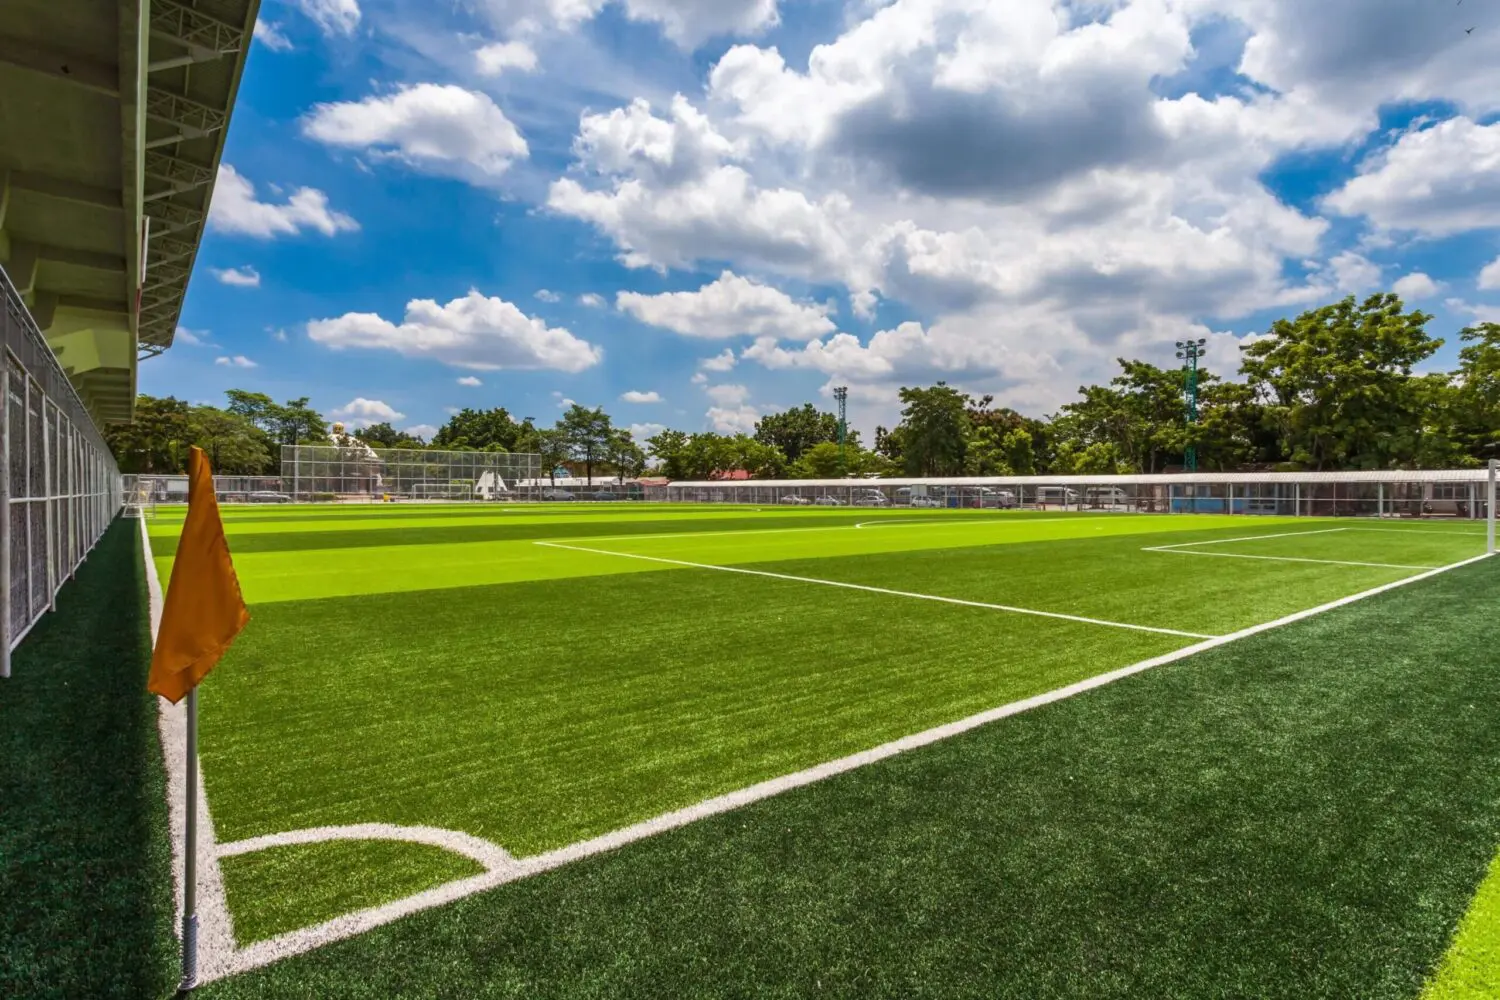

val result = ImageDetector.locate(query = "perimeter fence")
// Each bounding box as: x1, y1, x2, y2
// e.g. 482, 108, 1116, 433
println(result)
1, 264, 122, 674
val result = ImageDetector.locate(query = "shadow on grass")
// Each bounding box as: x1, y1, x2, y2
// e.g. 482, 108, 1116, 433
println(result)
0, 521, 176, 1000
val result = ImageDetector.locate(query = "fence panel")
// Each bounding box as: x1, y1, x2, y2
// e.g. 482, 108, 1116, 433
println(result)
1, 264, 123, 675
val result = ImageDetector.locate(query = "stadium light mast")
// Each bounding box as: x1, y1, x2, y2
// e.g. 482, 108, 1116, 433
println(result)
1175, 339, 1207, 472
833, 386, 849, 476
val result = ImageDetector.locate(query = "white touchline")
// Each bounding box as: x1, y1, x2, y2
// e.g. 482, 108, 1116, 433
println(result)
558, 514, 1128, 545
218, 546, 1495, 981
1146, 527, 1350, 549
1142, 548, 1437, 571
533, 540, 1216, 639
852, 516, 1091, 529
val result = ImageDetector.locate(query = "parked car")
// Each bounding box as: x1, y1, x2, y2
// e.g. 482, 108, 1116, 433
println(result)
813, 495, 846, 506
542, 489, 576, 501
910, 496, 943, 509
248, 491, 292, 503
853, 490, 890, 506
592, 491, 621, 501
780, 495, 812, 505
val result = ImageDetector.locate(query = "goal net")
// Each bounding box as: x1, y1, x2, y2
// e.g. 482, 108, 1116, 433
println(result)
409, 480, 476, 501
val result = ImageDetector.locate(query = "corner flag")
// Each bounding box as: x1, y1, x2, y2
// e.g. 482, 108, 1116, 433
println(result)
147, 446, 248, 991
148, 446, 249, 702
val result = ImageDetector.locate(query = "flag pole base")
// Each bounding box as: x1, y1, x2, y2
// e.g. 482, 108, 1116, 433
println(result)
179, 910, 199, 990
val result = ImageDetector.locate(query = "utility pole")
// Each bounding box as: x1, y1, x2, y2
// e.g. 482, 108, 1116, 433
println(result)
1175, 339, 1206, 472
833, 386, 849, 476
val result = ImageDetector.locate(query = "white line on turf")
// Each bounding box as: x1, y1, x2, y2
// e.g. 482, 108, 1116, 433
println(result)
534, 540, 1215, 639
219, 546, 1496, 982
217, 824, 520, 873
1145, 527, 1350, 549
559, 514, 1124, 545
852, 516, 1085, 529
141, 518, 238, 981
1142, 548, 1436, 571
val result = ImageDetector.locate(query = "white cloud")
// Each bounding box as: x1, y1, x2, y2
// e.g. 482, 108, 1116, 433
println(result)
208, 165, 358, 239
699, 348, 737, 372
253, 19, 294, 51
307, 290, 602, 372
406, 424, 440, 440
175, 327, 206, 346
270, 328, 289, 343
704, 383, 749, 406
333, 398, 405, 429
456, 375, 483, 386
629, 421, 666, 444
211, 265, 261, 288
620, 389, 662, 403
535, 288, 561, 302
1392, 272, 1442, 300
476, 40, 538, 75
295, 0, 360, 36
706, 404, 758, 434
1478, 257, 1500, 291
690, 372, 708, 384
303, 84, 529, 185
215, 355, 258, 368
579, 292, 606, 308
619, 0, 780, 48
1323, 118, 1500, 236
618, 271, 836, 340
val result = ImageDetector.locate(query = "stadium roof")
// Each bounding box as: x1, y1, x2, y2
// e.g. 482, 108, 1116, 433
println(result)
670, 469, 1499, 488
0, 0, 260, 425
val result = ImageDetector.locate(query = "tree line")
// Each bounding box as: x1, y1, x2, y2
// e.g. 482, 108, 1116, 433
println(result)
107, 295, 1500, 480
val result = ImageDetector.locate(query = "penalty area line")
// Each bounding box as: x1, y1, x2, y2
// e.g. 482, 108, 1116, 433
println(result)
1141, 548, 1437, 571
534, 540, 1215, 639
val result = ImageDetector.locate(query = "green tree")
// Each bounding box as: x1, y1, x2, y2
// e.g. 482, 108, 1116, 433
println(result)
753, 404, 840, 463
224, 390, 279, 434
896, 383, 973, 476
432, 407, 535, 452
1451, 322, 1500, 462
273, 397, 329, 446
105, 395, 192, 473
188, 406, 273, 474
535, 428, 571, 485
558, 404, 614, 485
645, 429, 691, 479
605, 428, 648, 482
1240, 293, 1443, 469
356, 422, 423, 449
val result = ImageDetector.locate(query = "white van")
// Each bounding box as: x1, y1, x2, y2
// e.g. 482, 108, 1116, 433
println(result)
1036, 486, 1080, 507
1084, 486, 1129, 509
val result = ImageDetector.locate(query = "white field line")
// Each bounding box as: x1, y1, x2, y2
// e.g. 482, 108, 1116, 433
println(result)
141, 518, 238, 981
217, 824, 519, 873
555, 514, 1127, 545
1146, 527, 1350, 549
852, 516, 1086, 529
534, 540, 1216, 640
1143, 548, 1437, 571
218, 547, 1496, 982
1347, 526, 1489, 536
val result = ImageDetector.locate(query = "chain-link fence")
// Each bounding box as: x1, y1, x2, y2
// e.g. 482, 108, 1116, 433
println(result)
662, 472, 1495, 519
2, 264, 122, 675
280, 445, 544, 501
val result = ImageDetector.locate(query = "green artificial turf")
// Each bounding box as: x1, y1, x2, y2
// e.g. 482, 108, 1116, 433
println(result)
0, 522, 177, 1000
195, 551, 1500, 999
1422, 847, 1500, 999
219, 839, 485, 944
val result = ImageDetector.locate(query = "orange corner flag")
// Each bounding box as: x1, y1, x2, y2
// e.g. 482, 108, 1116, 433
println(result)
148, 446, 250, 703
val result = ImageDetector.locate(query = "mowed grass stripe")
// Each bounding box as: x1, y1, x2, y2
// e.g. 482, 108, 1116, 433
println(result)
198, 565, 1187, 853
197, 550, 1500, 1000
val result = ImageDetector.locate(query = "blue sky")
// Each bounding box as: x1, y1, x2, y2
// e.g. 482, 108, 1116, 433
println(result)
144, 0, 1500, 442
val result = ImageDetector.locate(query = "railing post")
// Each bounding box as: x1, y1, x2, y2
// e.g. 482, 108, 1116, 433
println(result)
1, 349, 10, 679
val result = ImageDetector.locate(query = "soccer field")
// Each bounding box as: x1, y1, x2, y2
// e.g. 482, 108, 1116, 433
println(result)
144, 503, 1491, 973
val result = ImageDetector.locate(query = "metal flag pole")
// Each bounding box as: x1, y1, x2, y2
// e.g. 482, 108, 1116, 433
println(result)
182, 688, 199, 990
1488, 459, 1496, 556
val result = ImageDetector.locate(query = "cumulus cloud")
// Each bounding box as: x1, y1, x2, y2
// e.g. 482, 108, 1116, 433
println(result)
620, 389, 662, 403
617, 271, 837, 340
473, 0, 779, 48
535, 289, 561, 302
215, 355, 258, 368
212, 265, 261, 288
1479, 257, 1500, 291
1392, 272, 1441, 300
579, 292, 607, 308
175, 327, 207, 346
475, 40, 538, 75
208, 165, 358, 239
699, 348, 737, 372
704, 383, 750, 406
333, 398, 405, 428
1323, 118, 1500, 236
296, 0, 360, 36
303, 84, 529, 185
706, 404, 759, 434
629, 421, 666, 444
307, 290, 602, 372
407, 424, 439, 440
253, 19, 294, 51
457, 375, 483, 386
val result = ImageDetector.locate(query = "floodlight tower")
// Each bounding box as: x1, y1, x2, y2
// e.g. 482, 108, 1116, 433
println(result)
1175, 338, 1207, 472
833, 386, 849, 476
